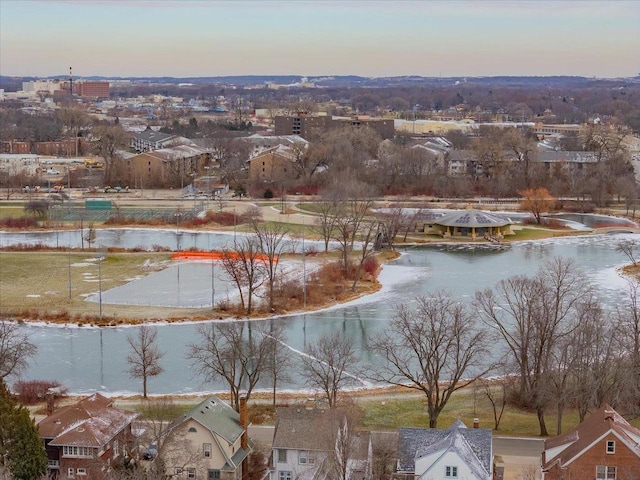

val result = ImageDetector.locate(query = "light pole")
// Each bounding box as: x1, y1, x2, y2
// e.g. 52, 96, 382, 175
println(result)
204, 166, 211, 210
302, 216, 306, 309
211, 257, 215, 311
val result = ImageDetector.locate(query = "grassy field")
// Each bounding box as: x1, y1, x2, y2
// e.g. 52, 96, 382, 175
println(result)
0, 250, 205, 325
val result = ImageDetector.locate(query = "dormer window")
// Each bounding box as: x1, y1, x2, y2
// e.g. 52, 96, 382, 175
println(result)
606, 440, 615, 454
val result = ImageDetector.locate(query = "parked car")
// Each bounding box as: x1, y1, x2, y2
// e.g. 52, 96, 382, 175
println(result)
142, 442, 158, 460
46, 168, 60, 175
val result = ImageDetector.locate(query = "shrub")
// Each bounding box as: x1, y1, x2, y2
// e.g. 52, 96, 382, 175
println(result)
13, 380, 67, 405
206, 211, 237, 226
363, 256, 379, 276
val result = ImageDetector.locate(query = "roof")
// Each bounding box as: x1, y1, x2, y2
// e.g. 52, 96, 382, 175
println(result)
178, 395, 244, 445
542, 404, 640, 471
247, 144, 297, 163
397, 422, 492, 478
272, 407, 345, 451
244, 133, 308, 146
39, 393, 139, 448
133, 130, 176, 144
434, 208, 511, 228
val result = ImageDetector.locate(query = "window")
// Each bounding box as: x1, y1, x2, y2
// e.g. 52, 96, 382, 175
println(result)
277, 449, 287, 463
62, 446, 93, 458
298, 450, 315, 465
208, 470, 220, 480
68, 468, 75, 478
279, 472, 292, 480
606, 440, 616, 454
175, 468, 183, 475
203, 443, 212, 458
76, 468, 86, 476
445, 466, 458, 478
188, 468, 196, 479
596, 466, 617, 480
189, 427, 197, 432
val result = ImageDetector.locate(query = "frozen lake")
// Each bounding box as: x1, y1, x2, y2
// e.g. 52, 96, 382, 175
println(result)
1, 228, 638, 395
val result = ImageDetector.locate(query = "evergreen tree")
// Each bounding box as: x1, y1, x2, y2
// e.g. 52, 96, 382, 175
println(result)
0, 379, 47, 480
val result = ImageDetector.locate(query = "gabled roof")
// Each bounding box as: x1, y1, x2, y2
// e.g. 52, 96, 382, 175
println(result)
397, 421, 492, 477
542, 404, 640, 471
247, 144, 297, 162
434, 208, 511, 228
273, 407, 345, 451
178, 395, 244, 445
39, 393, 139, 448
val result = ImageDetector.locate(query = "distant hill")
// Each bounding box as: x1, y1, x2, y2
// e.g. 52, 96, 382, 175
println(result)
1, 74, 637, 92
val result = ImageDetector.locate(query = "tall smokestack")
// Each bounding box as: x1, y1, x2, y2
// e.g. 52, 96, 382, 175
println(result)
69, 66, 73, 95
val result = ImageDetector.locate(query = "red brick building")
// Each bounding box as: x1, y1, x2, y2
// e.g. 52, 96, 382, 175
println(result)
38, 393, 139, 479
541, 405, 640, 480
76, 81, 110, 98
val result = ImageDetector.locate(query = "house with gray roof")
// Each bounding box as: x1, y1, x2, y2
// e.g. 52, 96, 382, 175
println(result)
163, 395, 251, 480
395, 420, 493, 480
271, 406, 372, 480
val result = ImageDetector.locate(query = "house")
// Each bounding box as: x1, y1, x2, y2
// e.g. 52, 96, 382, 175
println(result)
161, 395, 251, 480
131, 129, 192, 152
270, 406, 372, 480
247, 144, 298, 184
541, 404, 640, 480
242, 133, 309, 160
395, 420, 493, 480
38, 393, 139, 480
126, 144, 212, 188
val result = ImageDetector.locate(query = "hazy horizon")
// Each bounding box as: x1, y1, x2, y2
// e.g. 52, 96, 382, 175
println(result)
1, 0, 639, 79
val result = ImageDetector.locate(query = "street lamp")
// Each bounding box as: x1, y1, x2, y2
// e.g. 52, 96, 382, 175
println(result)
204, 166, 211, 210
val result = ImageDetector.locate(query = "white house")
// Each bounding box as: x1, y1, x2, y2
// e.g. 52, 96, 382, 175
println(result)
396, 420, 493, 480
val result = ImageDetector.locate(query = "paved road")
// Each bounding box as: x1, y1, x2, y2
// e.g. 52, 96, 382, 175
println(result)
493, 436, 544, 457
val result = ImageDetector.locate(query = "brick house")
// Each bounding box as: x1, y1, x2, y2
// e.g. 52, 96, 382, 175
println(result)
38, 393, 139, 480
541, 404, 640, 480
246, 144, 297, 184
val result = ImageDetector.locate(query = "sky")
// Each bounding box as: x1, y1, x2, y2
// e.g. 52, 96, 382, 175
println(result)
0, 0, 638, 79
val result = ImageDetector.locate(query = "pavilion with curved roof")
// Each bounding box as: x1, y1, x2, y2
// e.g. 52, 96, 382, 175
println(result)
431, 207, 513, 240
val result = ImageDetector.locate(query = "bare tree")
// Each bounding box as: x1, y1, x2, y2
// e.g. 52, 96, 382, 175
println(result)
251, 220, 292, 311
314, 200, 339, 253
617, 240, 639, 267
475, 258, 595, 436
370, 291, 489, 428
616, 280, 640, 416
0, 321, 37, 379
126, 325, 165, 399
351, 220, 378, 291
300, 332, 361, 408
376, 205, 418, 249
478, 376, 509, 431
519, 187, 556, 224
219, 236, 266, 314
264, 322, 292, 406
187, 322, 274, 411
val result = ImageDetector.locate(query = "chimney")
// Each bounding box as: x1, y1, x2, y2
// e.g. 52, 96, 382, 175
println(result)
46, 390, 55, 415
239, 396, 248, 450
473, 418, 479, 429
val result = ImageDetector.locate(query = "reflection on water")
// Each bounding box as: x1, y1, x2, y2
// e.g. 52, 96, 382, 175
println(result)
2, 228, 639, 395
